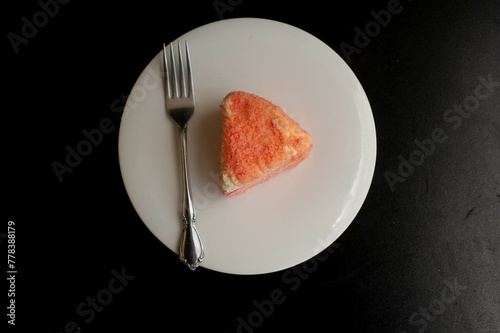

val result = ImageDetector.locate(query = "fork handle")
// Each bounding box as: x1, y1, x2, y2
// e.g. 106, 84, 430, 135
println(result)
177, 127, 204, 270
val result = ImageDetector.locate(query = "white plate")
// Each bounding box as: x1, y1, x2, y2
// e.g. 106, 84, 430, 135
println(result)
118, 18, 376, 274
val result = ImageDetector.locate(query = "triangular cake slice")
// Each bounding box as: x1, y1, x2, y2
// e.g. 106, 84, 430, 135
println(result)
220, 91, 313, 196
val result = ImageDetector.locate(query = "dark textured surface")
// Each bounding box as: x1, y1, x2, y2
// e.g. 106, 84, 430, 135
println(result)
5, 0, 499, 332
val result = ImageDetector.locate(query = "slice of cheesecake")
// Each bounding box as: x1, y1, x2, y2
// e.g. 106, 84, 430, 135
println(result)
220, 91, 313, 196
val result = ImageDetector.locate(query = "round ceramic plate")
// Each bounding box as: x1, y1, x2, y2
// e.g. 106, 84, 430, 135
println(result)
118, 18, 376, 274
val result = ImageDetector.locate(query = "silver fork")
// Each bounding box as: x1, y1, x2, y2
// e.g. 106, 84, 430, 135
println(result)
163, 41, 204, 271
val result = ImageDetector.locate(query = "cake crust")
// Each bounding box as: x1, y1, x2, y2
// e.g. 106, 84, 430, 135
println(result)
220, 91, 312, 196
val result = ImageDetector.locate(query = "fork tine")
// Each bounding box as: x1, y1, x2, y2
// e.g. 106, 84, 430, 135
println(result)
162, 43, 171, 99
177, 41, 187, 98
169, 42, 179, 98
185, 41, 194, 98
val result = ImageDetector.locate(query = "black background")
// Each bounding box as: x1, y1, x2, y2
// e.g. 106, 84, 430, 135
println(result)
5, 0, 500, 332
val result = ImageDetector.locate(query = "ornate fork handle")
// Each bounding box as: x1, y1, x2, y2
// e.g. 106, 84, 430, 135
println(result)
177, 126, 204, 270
